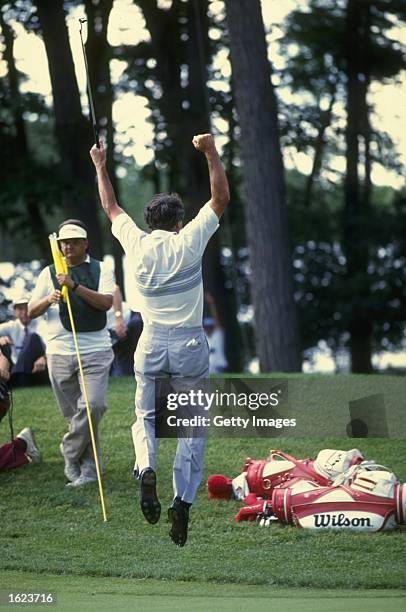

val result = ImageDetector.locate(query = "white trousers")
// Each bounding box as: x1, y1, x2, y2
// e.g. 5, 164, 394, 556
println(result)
133, 324, 209, 504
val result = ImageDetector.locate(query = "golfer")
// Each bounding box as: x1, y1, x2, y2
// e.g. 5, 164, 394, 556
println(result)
28, 220, 115, 487
90, 134, 229, 546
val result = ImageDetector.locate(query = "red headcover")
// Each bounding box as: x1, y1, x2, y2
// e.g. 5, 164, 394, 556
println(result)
207, 474, 233, 499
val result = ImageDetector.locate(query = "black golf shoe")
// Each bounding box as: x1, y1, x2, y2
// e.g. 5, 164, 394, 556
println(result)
168, 497, 190, 547
139, 468, 161, 524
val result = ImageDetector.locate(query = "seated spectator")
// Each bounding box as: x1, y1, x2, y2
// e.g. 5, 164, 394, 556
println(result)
203, 292, 228, 374
0, 352, 42, 472
0, 294, 47, 387
107, 285, 143, 376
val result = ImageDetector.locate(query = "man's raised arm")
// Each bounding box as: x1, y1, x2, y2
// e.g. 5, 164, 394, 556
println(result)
90, 143, 125, 223
192, 134, 230, 218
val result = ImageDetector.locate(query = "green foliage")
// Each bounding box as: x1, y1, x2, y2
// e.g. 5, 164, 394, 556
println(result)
117, 165, 155, 230
285, 170, 406, 353
279, 0, 405, 173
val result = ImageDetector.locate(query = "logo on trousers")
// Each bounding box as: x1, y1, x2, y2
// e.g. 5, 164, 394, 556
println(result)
314, 513, 372, 528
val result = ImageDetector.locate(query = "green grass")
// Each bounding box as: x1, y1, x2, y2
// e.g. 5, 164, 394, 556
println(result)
0, 375, 405, 594
1, 573, 406, 612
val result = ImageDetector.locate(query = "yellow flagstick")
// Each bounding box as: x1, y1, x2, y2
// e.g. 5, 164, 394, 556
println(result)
49, 233, 108, 522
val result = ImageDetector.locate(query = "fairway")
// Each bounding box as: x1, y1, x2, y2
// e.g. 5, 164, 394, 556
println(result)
1, 573, 406, 612
0, 375, 405, 608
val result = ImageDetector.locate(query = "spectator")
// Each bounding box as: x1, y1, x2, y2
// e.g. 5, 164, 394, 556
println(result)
0, 352, 42, 472
0, 294, 47, 387
203, 292, 228, 374
107, 285, 143, 376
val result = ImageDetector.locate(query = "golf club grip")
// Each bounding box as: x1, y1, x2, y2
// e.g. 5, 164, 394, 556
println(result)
94, 125, 100, 149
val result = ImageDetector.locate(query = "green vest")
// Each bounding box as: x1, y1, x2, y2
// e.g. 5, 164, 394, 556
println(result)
50, 258, 107, 332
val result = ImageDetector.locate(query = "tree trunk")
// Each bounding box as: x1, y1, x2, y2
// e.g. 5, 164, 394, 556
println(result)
35, 0, 104, 258
303, 91, 336, 209
344, 0, 373, 373
225, 0, 301, 372
0, 11, 49, 258
186, 0, 244, 370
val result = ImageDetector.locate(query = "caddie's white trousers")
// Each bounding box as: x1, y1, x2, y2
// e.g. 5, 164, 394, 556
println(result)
133, 324, 209, 504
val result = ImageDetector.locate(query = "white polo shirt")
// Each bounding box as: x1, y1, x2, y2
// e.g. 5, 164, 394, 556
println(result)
29, 256, 115, 355
0, 318, 42, 363
112, 203, 219, 327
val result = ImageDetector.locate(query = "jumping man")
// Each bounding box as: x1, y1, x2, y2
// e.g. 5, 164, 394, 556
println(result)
90, 134, 229, 546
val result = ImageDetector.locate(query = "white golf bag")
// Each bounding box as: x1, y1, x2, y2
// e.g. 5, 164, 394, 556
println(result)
265, 469, 406, 532
230, 448, 364, 500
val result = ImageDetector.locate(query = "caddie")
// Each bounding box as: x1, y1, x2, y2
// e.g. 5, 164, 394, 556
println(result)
90, 134, 229, 546
28, 220, 115, 487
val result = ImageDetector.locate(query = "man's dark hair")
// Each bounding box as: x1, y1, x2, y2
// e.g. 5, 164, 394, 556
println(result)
58, 219, 88, 232
144, 193, 184, 231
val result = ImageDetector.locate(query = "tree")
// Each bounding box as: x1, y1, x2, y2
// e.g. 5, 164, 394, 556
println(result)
0, 2, 57, 259
34, 0, 104, 257
84, 0, 124, 291
225, 0, 301, 371
342, 0, 404, 371
280, 0, 406, 371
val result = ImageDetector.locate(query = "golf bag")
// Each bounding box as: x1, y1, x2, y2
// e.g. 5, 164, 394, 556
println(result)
263, 469, 406, 532
208, 448, 364, 501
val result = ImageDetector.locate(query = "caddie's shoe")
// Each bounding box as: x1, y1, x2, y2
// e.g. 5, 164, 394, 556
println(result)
17, 427, 42, 464
168, 498, 190, 547
139, 467, 161, 524
66, 475, 97, 488
59, 443, 80, 482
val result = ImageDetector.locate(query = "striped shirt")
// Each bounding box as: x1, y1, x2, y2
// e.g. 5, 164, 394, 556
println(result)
112, 204, 219, 327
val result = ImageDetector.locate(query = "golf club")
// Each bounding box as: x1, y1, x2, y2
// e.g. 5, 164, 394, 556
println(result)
79, 18, 100, 148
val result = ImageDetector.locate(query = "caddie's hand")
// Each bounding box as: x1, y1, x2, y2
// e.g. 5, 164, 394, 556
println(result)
0, 336, 13, 346
56, 273, 74, 289
192, 134, 216, 154
47, 289, 61, 305
32, 356, 46, 374
90, 140, 106, 168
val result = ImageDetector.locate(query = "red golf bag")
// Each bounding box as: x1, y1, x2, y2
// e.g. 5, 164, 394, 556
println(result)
264, 470, 406, 532
226, 448, 364, 500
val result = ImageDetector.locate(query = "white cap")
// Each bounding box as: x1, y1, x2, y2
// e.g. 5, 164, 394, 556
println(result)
13, 293, 31, 307
57, 224, 87, 241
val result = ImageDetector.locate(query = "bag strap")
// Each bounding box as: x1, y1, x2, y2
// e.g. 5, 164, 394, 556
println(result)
268, 449, 324, 482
